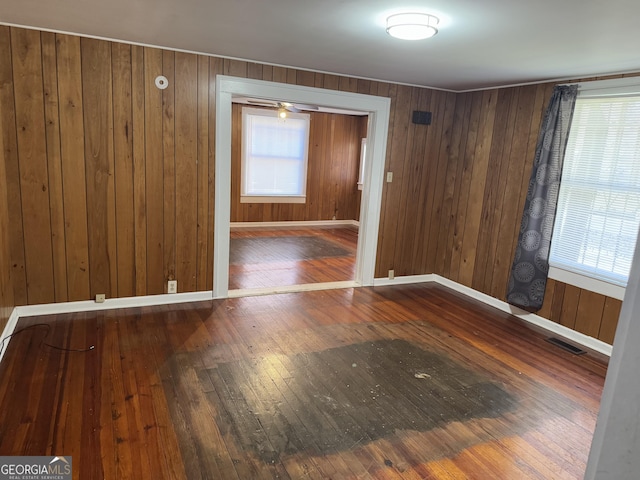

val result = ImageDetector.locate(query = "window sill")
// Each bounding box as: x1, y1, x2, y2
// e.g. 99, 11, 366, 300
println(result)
548, 266, 625, 300
240, 195, 306, 204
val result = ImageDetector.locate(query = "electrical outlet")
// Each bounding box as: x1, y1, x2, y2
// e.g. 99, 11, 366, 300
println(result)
95, 293, 106, 303
386, 171, 393, 183
388, 269, 395, 280
167, 280, 177, 294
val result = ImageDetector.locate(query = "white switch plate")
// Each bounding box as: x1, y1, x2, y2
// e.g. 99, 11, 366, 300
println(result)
167, 280, 177, 294
386, 172, 393, 182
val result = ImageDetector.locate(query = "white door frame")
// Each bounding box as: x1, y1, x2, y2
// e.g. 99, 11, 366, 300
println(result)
213, 75, 390, 299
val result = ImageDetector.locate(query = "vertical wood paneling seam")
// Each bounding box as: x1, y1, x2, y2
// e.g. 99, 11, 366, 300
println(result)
171, 54, 176, 285
195, 58, 201, 288
144, 47, 165, 295
136, 47, 147, 295
196, 56, 208, 289
206, 57, 219, 290
143, 47, 148, 294
145, 47, 151, 294
7, 28, 28, 304
108, 41, 118, 298
111, 43, 127, 296
112, 43, 135, 297
196, 59, 201, 287
78, 38, 96, 298
43, 32, 70, 301
171, 53, 177, 285
132, 45, 147, 296
169, 51, 177, 284
54, 34, 71, 302
110, 47, 117, 294
38, 31, 60, 301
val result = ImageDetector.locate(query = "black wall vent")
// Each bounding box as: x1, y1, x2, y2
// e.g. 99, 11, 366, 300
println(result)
412, 111, 432, 125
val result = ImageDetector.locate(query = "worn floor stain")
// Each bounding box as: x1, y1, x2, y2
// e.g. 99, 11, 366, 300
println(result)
207, 339, 516, 462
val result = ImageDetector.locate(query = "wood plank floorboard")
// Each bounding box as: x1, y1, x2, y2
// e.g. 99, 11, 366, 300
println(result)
228, 226, 357, 289
0, 283, 606, 479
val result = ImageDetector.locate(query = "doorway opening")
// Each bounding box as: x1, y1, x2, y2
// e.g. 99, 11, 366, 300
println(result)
228, 97, 367, 291
214, 76, 390, 299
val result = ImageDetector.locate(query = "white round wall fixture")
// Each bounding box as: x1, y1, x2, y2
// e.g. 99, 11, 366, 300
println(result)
155, 75, 169, 90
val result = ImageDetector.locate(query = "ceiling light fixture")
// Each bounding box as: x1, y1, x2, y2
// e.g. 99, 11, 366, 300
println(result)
386, 13, 439, 40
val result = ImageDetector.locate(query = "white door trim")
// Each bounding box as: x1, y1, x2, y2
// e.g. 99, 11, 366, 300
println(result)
213, 76, 391, 298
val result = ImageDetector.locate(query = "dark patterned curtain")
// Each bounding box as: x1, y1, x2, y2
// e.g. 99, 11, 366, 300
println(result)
506, 85, 578, 310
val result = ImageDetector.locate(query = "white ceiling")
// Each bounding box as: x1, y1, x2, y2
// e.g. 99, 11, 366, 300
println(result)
2, 0, 640, 91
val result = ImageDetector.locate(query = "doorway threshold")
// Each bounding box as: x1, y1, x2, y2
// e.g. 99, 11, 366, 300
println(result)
228, 280, 359, 298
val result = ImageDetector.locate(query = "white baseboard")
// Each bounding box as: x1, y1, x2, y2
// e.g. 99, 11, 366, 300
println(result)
230, 220, 359, 229
228, 281, 358, 298
373, 273, 612, 356
15, 290, 214, 318
431, 275, 612, 356
1, 271, 612, 366
0, 291, 214, 365
373, 274, 436, 286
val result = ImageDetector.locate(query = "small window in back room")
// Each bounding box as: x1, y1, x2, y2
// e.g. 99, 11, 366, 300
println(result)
358, 138, 367, 190
241, 107, 311, 203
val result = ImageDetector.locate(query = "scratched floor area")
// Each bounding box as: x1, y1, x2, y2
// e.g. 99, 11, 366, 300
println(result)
206, 339, 516, 462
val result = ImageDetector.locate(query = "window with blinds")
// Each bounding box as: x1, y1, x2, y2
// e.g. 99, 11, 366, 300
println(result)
241, 107, 310, 203
549, 92, 640, 287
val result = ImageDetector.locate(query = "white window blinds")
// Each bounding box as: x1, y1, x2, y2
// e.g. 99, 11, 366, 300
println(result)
241, 107, 310, 203
549, 94, 640, 286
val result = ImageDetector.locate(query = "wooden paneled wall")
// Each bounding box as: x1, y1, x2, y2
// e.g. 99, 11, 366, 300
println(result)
0, 25, 631, 344
0, 26, 456, 306
382, 79, 634, 345
0, 28, 216, 303
0, 94, 14, 332
230, 105, 366, 222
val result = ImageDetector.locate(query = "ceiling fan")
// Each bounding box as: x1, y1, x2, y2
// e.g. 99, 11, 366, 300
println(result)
241, 97, 320, 113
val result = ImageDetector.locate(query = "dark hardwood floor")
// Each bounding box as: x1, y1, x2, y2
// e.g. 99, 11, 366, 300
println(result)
228, 226, 357, 290
0, 283, 606, 479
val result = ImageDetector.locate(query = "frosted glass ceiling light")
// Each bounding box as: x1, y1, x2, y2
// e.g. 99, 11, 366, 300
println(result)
386, 13, 439, 40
